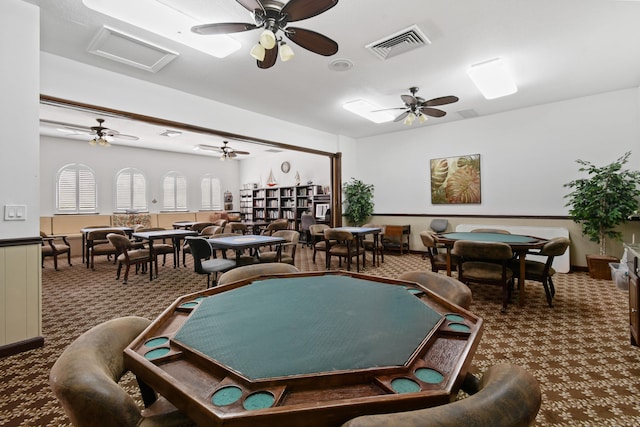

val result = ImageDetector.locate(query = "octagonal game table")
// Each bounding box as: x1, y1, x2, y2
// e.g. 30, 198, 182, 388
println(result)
434, 232, 548, 306
124, 271, 483, 427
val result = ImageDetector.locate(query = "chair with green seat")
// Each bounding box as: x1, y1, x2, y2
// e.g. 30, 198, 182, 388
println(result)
511, 237, 570, 307
185, 236, 236, 288
452, 240, 514, 312
341, 363, 541, 427
398, 270, 472, 309
259, 230, 300, 264
49, 316, 193, 427
217, 263, 300, 286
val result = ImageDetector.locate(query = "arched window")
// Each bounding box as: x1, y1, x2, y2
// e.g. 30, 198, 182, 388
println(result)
162, 171, 187, 211
56, 163, 97, 214
201, 174, 222, 210
115, 168, 147, 212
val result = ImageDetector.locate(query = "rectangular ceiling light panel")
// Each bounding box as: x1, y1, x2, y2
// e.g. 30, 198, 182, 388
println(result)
466, 58, 518, 100
87, 26, 179, 72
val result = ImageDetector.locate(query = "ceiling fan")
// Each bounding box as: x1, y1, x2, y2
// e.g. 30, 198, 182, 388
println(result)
378, 87, 459, 125
191, 0, 339, 69
196, 141, 250, 160
41, 118, 139, 146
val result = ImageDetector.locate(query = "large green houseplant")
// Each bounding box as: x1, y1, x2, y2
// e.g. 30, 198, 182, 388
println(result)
564, 151, 640, 277
343, 178, 374, 226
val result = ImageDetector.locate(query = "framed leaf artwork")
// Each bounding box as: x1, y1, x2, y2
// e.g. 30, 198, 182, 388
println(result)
430, 154, 481, 204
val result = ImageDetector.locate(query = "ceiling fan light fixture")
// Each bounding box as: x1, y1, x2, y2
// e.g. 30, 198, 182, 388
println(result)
259, 29, 276, 50
280, 43, 295, 62
418, 114, 428, 124
250, 43, 266, 61
404, 112, 416, 125
467, 58, 518, 99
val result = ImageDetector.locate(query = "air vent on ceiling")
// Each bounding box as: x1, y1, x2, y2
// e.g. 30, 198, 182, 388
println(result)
457, 109, 479, 119
87, 26, 179, 73
365, 25, 431, 60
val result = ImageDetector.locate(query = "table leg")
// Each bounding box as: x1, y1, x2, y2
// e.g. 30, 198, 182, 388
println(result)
446, 246, 452, 276
172, 237, 180, 268
148, 240, 155, 280
82, 233, 86, 264
518, 252, 526, 306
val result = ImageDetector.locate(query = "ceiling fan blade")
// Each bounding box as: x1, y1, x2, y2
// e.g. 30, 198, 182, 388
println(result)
111, 133, 139, 141
371, 107, 406, 112
232, 150, 250, 155
235, 0, 264, 13
394, 111, 409, 122
228, 152, 238, 158
285, 27, 338, 56
420, 107, 447, 118
258, 44, 278, 69
281, 0, 338, 22
401, 94, 418, 106
191, 22, 258, 35
425, 95, 459, 107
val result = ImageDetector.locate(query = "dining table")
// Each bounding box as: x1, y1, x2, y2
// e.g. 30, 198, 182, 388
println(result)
207, 234, 286, 263
334, 226, 382, 271
124, 271, 483, 427
131, 229, 198, 280
434, 231, 548, 306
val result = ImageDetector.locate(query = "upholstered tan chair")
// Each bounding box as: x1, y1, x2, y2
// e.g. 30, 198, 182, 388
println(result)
134, 228, 174, 266
324, 228, 364, 271
452, 240, 514, 312
87, 229, 125, 269
310, 224, 332, 263
362, 223, 384, 264
41, 231, 71, 270
511, 237, 570, 307
107, 233, 155, 285
341, 363, 541, 427
50, 316, 193, 427
399, 270, 472, 309
471, 228, 511, 234
260, 218, 289, 236
217, 263, 300, 286
419, 230, 455, 274
259, 230, 299, 264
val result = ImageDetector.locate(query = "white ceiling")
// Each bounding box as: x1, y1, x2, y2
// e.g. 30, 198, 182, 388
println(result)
26, 0, 640, 156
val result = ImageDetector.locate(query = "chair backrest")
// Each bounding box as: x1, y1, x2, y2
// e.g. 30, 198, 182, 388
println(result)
200, 225, 223, 236
217, 263, 300, 286
452, 240, 513, 262
383, 225, 405, 243
229, 223, 247, 234
419, 230, 437, 249
107, 233, 133, 253
398, 271, 472, 309
185, 237, 213, 273
341, 363, 541, 427
263, 219, 289, 235
49, 316, 153, 427
300, 213, 316, 231
310, 224, 330, 236
430, 219, 449, 233
539, 237, 570, 257
87, 228, 125, 241
471, 228, 511, 234
324, 228, 354, 242
272, 230, 300, 259
213, 219, 228, 228
191, 222, 214, 232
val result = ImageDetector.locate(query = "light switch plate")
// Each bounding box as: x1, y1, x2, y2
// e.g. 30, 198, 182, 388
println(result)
4, 204, 27, 221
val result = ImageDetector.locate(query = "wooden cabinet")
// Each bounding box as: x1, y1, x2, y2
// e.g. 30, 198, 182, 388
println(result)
627, 245, 639, 347
239, 189, 253, 222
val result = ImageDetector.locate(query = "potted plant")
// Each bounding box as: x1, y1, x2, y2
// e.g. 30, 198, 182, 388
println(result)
343, 178, 374, 226
564, 151, 640, 279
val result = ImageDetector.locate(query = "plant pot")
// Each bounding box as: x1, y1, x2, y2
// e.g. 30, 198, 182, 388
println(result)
586, 254, 619, 280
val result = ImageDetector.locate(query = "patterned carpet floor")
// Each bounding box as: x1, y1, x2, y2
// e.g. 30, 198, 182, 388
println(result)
1, 247, 639, 426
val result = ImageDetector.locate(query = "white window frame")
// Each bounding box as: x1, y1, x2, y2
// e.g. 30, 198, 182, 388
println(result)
55, 163, 98, 214
114, 167, 148, 213
200, 174, 222, 210
162, 171, 187, 211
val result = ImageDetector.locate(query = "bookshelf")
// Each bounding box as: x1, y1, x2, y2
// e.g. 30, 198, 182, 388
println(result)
246, 184, 327, 230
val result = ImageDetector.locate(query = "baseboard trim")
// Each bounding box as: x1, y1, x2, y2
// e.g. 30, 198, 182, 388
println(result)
0, 336, 45, 358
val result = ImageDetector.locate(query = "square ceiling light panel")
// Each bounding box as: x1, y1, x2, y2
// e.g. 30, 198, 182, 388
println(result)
87, 26, 179, 72
83, 0, 241, 58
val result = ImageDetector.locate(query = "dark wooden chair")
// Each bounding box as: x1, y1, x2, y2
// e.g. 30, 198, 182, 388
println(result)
324, 228, 364, 271
41, 231, 71, 270
49, 316, 193, 427
107, 233, 155, 284
452, 240, 514, 312
341, 363, 541, 427
259, 230, 299, 264
381, 225, 409, 255
511, 237, 570, 307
